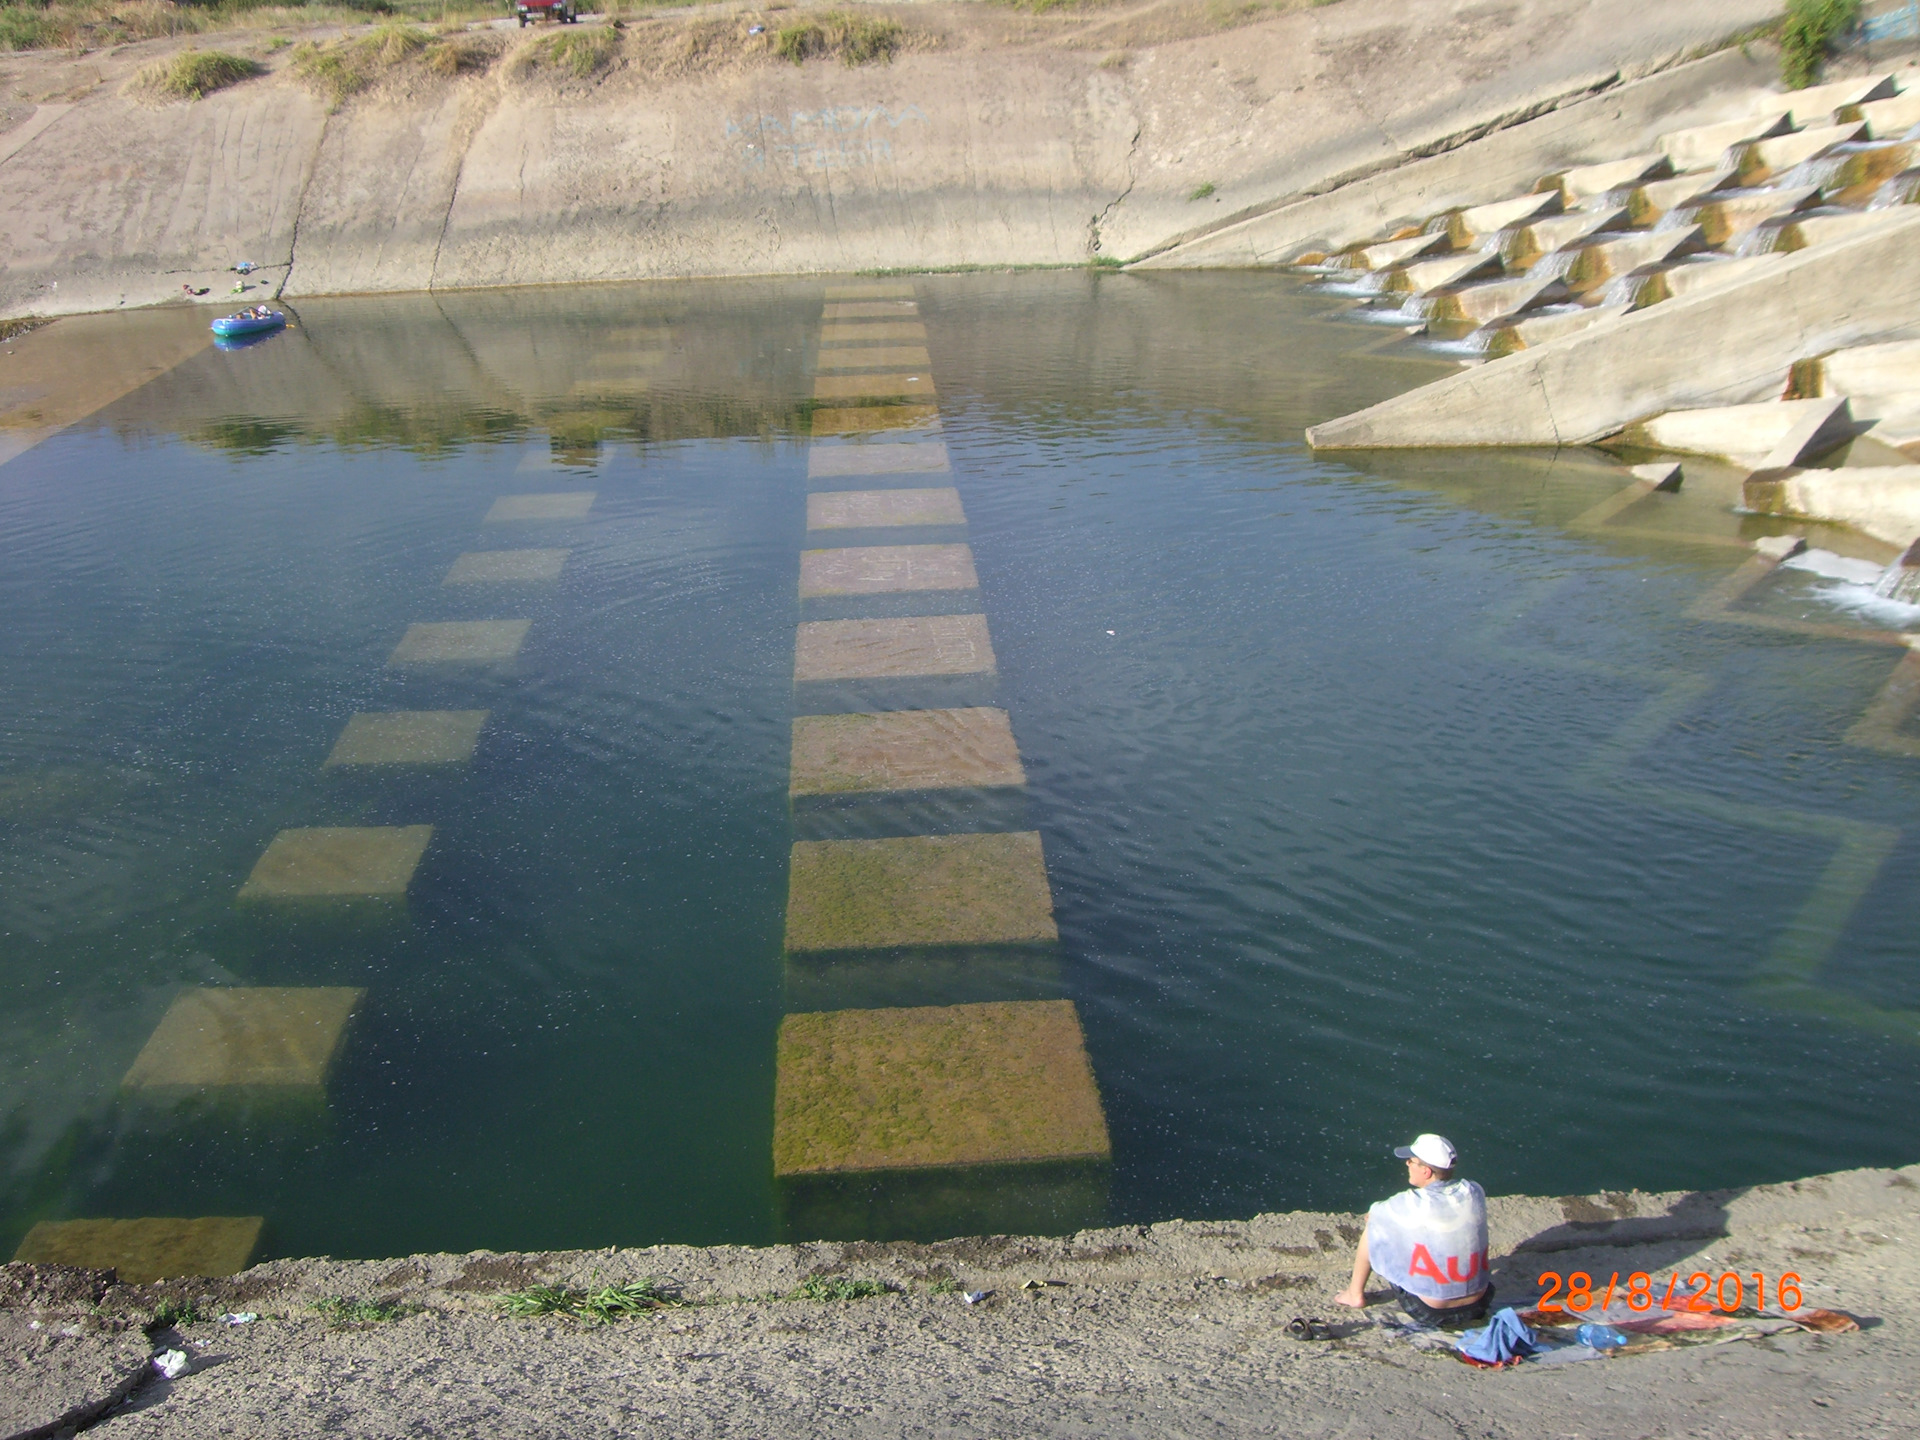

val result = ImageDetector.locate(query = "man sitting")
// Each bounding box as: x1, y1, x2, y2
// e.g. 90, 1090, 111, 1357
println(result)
1332, 1133, 1492, 1327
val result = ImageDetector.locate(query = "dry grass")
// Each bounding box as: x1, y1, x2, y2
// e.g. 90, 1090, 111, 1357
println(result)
290, 21, 497, 106
512, 22, 621, 81
774, 10, 903, 65
133, 48, 263, 100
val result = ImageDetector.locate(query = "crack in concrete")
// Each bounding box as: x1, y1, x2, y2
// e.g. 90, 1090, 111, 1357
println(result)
1088, 124, 1142, 261
277, 109, 332, 302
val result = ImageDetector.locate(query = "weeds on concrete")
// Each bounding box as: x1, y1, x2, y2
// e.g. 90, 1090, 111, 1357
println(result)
0, 1, 486, 55
0, 316, 51, 343
788, 1275, 894, 1301
498, 1279, 684, 1322
148, 1297, 206, 1328
1778, 0, 1862, 88
291, 23, 494, 106
134, 48, 263, 100
312, 1295, 414, 1325
514, 23, 620, 81
774, 12, 902, 66
1187, 181, 1216, 201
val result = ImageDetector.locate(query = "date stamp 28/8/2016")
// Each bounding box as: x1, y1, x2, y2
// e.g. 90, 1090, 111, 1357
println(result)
1535, 1270, 1807, 1315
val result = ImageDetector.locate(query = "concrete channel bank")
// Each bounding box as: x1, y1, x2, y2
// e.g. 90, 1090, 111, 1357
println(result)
4, 1162, 1917, 1437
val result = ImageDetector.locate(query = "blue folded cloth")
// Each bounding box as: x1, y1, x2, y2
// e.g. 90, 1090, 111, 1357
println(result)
1455, 1307, 1540, 1364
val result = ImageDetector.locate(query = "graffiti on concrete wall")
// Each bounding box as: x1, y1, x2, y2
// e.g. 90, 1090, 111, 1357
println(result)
726, 104, 930, 170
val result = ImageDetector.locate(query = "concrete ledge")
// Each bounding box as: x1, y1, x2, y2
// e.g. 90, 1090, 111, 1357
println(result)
1308, 210, 1920, 449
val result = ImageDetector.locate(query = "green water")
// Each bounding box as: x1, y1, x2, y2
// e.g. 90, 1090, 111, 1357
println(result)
2, 271, 1917, 1263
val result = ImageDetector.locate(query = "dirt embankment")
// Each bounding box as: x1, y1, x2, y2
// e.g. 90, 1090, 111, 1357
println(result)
4, 1162, 1916, 1437
0, 0, 1780, 318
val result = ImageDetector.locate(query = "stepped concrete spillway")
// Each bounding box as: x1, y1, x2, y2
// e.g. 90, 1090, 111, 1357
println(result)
0, 0, 1782, 319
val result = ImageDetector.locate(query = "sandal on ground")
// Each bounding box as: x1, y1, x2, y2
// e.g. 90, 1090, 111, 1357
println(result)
1287, 1316, 1333, 1341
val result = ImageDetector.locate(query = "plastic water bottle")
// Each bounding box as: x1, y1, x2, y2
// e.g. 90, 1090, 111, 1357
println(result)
1576, 1322, 1629, 1350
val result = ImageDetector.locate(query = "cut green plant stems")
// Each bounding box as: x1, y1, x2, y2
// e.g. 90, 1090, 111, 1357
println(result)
497, 1280, 683, 1322
138, 50, 263, 101
311, 1296, 412, 1325
148, 1298, 205, 1328
789, 1275, 893, 1302
1778, 0, 1862, 88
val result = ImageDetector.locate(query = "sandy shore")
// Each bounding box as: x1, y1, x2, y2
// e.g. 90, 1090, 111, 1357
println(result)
6, 1161, 1915, 1437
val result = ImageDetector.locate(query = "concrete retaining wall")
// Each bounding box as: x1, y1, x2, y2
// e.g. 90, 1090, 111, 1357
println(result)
1305, 210, 1920, 449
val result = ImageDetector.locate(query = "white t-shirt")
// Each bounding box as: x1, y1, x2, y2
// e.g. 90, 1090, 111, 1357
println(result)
1365, 1178, 1490, 1301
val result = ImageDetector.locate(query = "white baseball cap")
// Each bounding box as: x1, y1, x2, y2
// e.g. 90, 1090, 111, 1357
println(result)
1394, 1133, 1458, 1169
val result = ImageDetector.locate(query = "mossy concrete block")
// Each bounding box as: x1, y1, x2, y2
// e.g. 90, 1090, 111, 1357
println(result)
800, 544, 977, 598
239, 826, 432, 899
785, 831, 1056, 951
388, 619, 530, 665
822, 301, 918, 320
325, 711, 486, 767
444, 549, 569, 584
808, 488, 965, 530
791, 708, 1024, 797
122, 986, 364, 1089
810, 405, 941, 437
816, 346, 933, 372
12, 1216, 264, 1282
808, 442, 950, 479
814, 374, 936, 402
823, 284, 916, 300
819, 322, 927, 343
772, 999, 1108, 1176
484, 491, 595, 522
794, 615, 995, 683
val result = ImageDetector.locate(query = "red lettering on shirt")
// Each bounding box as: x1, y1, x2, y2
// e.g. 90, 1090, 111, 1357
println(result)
1408, 1245, 1448, 1285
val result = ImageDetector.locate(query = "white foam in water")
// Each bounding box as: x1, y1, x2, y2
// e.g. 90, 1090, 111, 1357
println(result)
1781, 548, 1920, 626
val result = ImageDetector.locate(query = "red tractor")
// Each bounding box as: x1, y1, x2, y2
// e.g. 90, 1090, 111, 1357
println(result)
514, 0, 579, 24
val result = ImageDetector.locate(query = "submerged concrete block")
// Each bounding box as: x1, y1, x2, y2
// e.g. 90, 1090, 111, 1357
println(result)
800, 544, 978, 598
794, 615, 996, 683
807, 441, 950, 478
444, 549, 568, 584
1743, 466, 1920, 546
1817, 339, 1920, 426
790, 707, 1024, 796
1657, 111, 1790, 170
810, 405, 941, 437
819, 322, 927, 343
824, 283, 916, 300
808, 488, 966, 530
388, 620, 530, 665
12, 1216, 264, 1282
822, 301, 918, 320
1622, 396, 1853, 469
786, 831, 1056, 952
817, 346, 932, 372
814, 374, 936, 402
123, 987, 364, 1089
484, 492, 595, 522
772, 999, 1108, 1176
324, 710, 487, 767
239, 826, 432, 899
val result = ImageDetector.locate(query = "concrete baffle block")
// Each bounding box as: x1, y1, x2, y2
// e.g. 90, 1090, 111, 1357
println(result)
823, 283, 916, 300
1333, 231, 1448, 270
388, 620, 530, 666
814, 373, 937, 402
1732, 121, 1865, 183
811, 405, 941, 437
773, 999, 1108, 1176
800, 544, 978, 598
822, 301, 918, 319
1386, 249, 1501, 296
819, 322, 928, 343
1446, 190, 1561, 245
808, 488, 966, 530
816, 346, 932, 372
808, 442, 950, 479
324, 710, 487, 767
1621, 396, 1854, 470
1657, 111, 1791, 170
12, 1215, 265, 1282
484, 491, 595, 522
786, 830, 1056, 951
239, 825, 433, 899
795, 615, 996, 683
444, 549, 568, 585
791, 707, 1025, 796
122, 986, 364, 1089
1784, 73, 1900, 125
1539, 153, 1670, 202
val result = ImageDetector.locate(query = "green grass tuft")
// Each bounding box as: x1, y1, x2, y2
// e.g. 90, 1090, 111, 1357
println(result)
1778, 0, 1862, 88
312, 1296, 413, 1325
1187, 181, 1216, 202
149, 1297, 205, 1328
789, 1275, 893, 1302
775, 11, 903, 66
140, 49, 264, 101
516, 24, 620, 81
498, 1279, 682, 1323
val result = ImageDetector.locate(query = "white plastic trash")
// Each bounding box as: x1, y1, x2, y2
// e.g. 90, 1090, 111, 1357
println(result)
153, 1349, 191, 1380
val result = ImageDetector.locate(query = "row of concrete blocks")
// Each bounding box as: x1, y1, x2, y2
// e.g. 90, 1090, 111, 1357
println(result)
1307, 71, 1917, 353
774, 288, 1109, 1238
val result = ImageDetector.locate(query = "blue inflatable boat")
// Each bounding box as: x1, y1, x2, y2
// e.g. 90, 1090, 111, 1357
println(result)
211, 309, 285, 339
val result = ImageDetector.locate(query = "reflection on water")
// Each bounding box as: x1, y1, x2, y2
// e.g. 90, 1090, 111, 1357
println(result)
3, 272, 1920, 1265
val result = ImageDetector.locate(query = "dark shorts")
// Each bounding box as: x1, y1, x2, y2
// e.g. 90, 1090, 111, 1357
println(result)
1393, 1283, 1494, 1329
